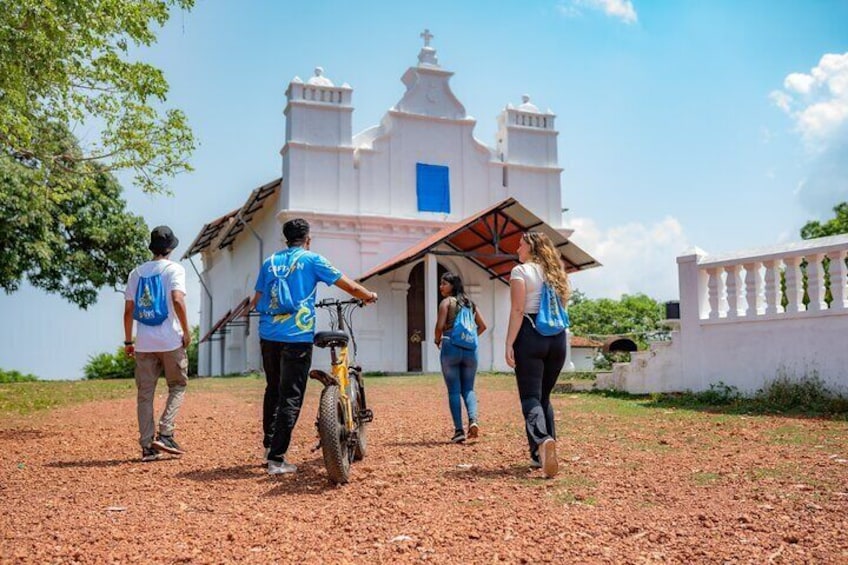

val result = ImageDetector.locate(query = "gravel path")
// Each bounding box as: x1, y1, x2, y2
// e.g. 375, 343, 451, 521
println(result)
1, 375, 846, 563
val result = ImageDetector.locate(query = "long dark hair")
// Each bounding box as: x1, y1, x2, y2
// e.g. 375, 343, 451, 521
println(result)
441, 271, 472, 308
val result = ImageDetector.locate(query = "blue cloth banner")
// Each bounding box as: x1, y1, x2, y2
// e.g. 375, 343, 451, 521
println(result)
416, 163, 450, 213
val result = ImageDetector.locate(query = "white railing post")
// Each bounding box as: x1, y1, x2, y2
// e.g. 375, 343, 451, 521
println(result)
724, 265, 742, 319
744, 262, 762, 316
784, 256, 804, 313
764, 259, 782, 315
707, 267, 720, 320
828, 250, 848, 311
807, 253, 826, 312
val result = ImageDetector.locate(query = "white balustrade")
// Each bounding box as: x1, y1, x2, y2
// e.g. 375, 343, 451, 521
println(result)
690, 234, 848, 321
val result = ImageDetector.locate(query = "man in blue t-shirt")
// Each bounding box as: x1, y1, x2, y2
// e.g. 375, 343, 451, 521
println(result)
249, 218, 378, 475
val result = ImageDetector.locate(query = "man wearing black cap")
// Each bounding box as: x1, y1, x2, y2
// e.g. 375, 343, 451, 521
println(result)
123, 225, 191, 462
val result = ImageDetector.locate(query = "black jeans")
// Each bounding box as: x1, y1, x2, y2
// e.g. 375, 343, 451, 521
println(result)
261, 339, 313, 461
513, 317, 567, 461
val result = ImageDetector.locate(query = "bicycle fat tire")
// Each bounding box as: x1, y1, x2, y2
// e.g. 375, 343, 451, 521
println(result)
318, 384, 350, 484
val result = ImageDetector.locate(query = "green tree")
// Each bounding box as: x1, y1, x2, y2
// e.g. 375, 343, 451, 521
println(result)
0, 125, 149, 307
800, 202, 848, 239
0, 0, 196, 194
567, 292, 665, 348
1, 1, 193, 306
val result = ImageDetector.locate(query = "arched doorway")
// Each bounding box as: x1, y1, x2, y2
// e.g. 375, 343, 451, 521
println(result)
406, 261, 448, 371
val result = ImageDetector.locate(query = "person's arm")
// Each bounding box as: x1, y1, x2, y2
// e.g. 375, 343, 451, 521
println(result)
172, 290, 192, 349
334, 274, 378, 303
505, 278, 526, 368
123, 301, 135, 358
474, 307, 487, 336
434, 298, 450, 349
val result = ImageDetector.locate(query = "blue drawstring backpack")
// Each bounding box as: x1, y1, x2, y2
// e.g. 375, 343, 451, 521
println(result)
258, 250, 305, 316
133, 272, 169, 326
449, 299, 478, 350
533, 282, 570, 336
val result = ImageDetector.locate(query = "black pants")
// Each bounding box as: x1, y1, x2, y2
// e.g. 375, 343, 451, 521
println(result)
513, 317, 567, 461
261, 339, 313, 461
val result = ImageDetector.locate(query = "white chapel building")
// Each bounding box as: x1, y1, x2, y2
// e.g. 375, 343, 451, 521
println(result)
184, 32, 600, 377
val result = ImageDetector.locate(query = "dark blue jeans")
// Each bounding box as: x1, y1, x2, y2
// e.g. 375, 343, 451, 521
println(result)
261, 339, 313, 461
440, 339, 479, 431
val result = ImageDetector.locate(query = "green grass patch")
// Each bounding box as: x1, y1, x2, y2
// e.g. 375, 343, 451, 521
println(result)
0, 380, 137, 416
692, 471, 722, 486
586, 376, 848, 420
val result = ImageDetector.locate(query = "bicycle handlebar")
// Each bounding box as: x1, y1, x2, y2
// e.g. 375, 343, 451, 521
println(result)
315, 298, 364, 308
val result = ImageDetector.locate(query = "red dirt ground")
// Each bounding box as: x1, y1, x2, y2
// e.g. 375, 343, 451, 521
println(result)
1, 376, 846, 563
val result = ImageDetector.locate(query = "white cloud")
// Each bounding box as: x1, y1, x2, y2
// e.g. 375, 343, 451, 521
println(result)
771, 52, 848, 150
771, 53, 848, 214
567, 216, 689, 301
557, 0, 638, 24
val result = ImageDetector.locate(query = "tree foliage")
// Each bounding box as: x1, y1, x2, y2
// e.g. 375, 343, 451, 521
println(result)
568, 291, 666, 348
0, 0, 195, 193
0, 123, 149, 308
1, 0, 194, 306
0, 368, 39, 383
800, 202, 848, 239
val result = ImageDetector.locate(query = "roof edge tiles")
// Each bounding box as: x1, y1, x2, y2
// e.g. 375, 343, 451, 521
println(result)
357, 197, 600, 284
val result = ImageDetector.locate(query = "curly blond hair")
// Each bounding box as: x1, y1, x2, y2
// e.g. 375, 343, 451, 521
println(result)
523, 231, 571, 303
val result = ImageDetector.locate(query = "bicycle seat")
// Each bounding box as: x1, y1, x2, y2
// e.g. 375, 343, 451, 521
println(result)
313, 331, 349, 348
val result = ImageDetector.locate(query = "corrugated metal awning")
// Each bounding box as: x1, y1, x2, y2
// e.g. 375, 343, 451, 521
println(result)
181, 208, 240, 260
217, 178, 281, 250
358, 197, 600, 284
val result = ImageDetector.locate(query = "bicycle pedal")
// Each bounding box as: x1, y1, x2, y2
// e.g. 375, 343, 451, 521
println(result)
358, 409, 374, 423
309, 369, 338, 387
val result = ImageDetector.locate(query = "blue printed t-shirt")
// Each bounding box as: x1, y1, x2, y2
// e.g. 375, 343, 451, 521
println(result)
254, 248, 342, 342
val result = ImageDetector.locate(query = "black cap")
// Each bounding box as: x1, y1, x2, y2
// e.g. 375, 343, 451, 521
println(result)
149, 225, 179, 255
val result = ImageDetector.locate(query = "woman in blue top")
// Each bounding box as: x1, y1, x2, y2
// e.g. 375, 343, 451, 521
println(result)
434, 272, 487, 443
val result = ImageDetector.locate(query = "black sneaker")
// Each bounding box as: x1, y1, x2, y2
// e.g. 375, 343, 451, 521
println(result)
451, 430, 466, 444
141, 446, 160, 462
153, 434, 185, 455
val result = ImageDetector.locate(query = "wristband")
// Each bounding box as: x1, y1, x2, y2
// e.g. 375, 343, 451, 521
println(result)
124, 341, 134, 346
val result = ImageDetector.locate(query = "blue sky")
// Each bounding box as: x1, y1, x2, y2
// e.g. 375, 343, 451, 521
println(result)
2, 0, 847, 379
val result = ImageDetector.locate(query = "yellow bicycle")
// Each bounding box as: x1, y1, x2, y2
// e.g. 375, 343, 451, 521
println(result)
309, 298, 372, 484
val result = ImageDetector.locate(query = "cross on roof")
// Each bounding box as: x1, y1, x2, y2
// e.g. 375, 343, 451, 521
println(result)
420, 28, 434, 47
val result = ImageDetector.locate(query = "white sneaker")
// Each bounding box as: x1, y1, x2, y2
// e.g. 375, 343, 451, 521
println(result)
267, 459, 297, 475
538, 438, 558, 478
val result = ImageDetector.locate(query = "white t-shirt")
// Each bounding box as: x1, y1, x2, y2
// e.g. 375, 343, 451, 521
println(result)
125, 259, 187, 352
510, 262, 545, 314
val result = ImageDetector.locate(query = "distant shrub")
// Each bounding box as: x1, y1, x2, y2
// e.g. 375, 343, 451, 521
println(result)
0, 369, 39, 383
84, 348, 135, 380
695, 382, 742, 405
187, 326, 199, 376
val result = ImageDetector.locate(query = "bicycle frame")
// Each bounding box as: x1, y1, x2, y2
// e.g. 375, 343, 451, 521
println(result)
328, 341, 355, 433
314, 299, 360, 433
